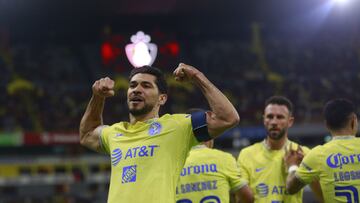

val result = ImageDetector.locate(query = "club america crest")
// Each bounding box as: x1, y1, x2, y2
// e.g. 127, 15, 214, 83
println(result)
148, 122, 162, 136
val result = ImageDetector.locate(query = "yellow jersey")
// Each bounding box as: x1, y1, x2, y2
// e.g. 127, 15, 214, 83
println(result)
237, 140, 309, 203
100, 114, 199, 203
296, 136, 360, 203
176, 145, 247, 203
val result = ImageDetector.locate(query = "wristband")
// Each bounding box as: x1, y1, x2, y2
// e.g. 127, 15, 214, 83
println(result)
288, 165, 299, 174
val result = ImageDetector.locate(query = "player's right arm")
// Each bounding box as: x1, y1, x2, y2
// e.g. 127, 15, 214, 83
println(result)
79, 77, 115, 152
286, 146, 321, 194
309, 180, 324, 203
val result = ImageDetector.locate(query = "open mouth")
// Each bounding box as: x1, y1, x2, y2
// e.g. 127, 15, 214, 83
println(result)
130, 96, 144, 103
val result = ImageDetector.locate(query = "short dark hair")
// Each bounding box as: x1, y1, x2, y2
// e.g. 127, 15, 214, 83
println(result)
129, 65, 168, 94
323, 98, 355, 131
265, 96, 293, 115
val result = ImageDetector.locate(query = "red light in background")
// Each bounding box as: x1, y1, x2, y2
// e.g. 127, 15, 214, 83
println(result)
160, 41, 180, 56
167, 42, 180, 56
101, 42, 121, 65
101, 42, 114, 60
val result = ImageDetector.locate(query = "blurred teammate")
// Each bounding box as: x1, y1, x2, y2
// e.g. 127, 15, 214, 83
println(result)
176, 134, 253, 203
286, 98, 360, 203
237, 96, 322, 202
79, 63, 240, 203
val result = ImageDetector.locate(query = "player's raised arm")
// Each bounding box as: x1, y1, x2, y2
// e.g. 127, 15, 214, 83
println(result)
173, 63, 240, 138
79, 77, 115, 152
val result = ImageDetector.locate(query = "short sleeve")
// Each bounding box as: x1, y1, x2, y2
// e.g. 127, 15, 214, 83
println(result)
295, 146, 321, 184
225, 154, 248, 192
237, 150, 250, 183
173, 114, 199, 148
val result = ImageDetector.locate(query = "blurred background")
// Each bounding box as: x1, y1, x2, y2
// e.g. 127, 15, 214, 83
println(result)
0, 0, 360, 202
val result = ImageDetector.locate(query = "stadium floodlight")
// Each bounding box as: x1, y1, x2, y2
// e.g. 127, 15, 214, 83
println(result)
125, 31, 158, 68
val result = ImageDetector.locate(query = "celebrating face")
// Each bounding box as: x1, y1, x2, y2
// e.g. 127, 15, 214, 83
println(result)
127, 73, 164, 116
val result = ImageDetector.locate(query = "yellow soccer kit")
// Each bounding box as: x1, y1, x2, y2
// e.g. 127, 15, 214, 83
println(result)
100, 113, 207, 203
296, 136, 360, 203
176, 145, 247, 203
237, 140, 309, 203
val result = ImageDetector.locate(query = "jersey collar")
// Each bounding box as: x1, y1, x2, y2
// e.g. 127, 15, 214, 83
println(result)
191, 144, 207, 150
262, 139, 290, 151
332, 135, 356, 140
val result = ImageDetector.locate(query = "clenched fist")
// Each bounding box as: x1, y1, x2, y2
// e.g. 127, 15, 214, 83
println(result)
92, 77, 115, 98
173, 63, 202, 82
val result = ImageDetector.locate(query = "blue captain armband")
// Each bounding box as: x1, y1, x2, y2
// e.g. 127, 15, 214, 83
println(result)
190, 111, 212, 142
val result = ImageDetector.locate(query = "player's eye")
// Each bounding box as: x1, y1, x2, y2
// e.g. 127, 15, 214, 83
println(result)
129, 83, 138, 88
142, 82, 153, 88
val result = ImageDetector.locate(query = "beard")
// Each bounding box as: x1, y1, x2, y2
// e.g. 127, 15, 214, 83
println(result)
266, 128, 287, 140
128, 103, 154, 116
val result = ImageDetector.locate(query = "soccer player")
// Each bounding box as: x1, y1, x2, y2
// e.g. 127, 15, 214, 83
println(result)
79, 63, 240, 203
176, 138, 254, 203
286, 98, 360, 203
237, 96, 322, 203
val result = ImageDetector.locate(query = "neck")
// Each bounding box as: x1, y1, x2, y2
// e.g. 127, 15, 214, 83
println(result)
129, 112, 159, 124
331, 128, 355, 137
265, 136, 288, 150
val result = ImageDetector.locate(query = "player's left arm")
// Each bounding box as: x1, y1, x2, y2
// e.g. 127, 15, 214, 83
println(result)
225, 153, 254, 203
286, 171, 306, 194
173, 63, 240, 138
309, 180, 324, 203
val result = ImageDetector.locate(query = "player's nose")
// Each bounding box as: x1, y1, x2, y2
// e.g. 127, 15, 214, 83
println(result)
131, 84, 143, 93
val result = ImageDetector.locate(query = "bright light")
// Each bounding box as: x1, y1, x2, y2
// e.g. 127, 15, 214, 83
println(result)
334, 0, 349, 4
125, 31, 158, 68
132, 42, 152, 67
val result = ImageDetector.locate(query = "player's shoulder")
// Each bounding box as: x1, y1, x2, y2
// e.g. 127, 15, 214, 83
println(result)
238, 141, 263, 156
351, 137, 360, 145
201, 148, 237, 167
309, 145, 323, 153
210, 148, 235, 159
303, 144, 325, 159
159, 113, 190, 122
104, 122, 126, 131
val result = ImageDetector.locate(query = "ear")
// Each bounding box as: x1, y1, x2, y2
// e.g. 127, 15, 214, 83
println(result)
158, 94, 168, 106
262, 114, 266, 125
288, 116, 295, 128
350, 113, 357, 131
324, 120, 330, 131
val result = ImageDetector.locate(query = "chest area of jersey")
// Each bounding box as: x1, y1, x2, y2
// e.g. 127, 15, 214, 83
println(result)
250, 151, 285, 178
108, 123, 183, 166
249, 151, 288, 197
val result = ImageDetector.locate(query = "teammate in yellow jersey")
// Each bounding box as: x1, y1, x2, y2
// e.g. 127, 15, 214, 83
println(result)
176, 138, 254, 203
286, 98, 360, 203
79, 64, 240, 203
237, 96, 322, 203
